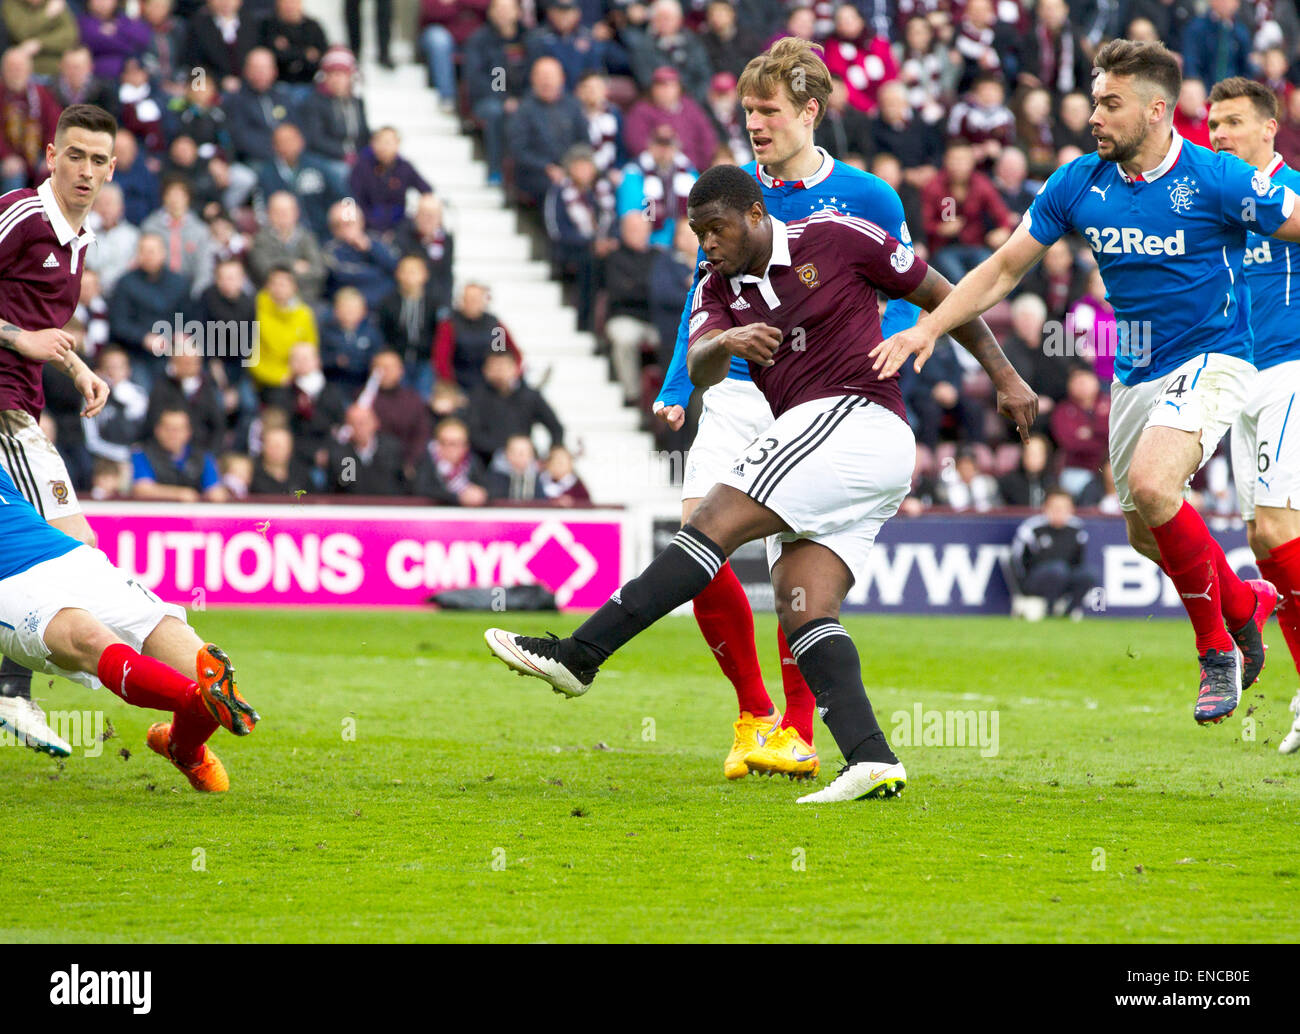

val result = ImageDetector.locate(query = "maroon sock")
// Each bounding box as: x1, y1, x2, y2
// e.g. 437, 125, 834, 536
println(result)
1149, 502, 1233, 654
692, 561, 773, 716
776, 625, 815, 744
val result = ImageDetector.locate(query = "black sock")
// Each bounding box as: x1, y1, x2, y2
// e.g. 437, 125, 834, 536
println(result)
569, 526, 726, 667
0, 655, 32, 700
787, 618, 896, 766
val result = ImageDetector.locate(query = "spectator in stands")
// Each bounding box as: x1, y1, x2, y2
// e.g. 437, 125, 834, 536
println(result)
51, 46, 116, 112
870, 152, 925, 253
413, 415, 489, 505
1068, 266, 1116, 385
1278, 87, 1300, 166
140, 178, 216, 295
162, 136, 222, 216
141, 0, 188, 87
627, 0, 712, 101
218, 452, 253, 498
617, 123, 697, 247
993, 146, 1036, 216
1015, 87, 1058, 181
225, 47, 296, 165
319, 285, 381, 390
1183, 0, 1252, 85
624, 66, 717, 173
544, 143, 616, 334
418, 0, 487, 109
205, 208, 248, 265
185, 0, 259, 92
434, 282, 522, 394
897, 15, 960, 126
1053, 90, 1096, 154
1009, 490, 1097, 619
577, 69, 626, 178
108, 233, 193, 385
485, 434, 546, 501
112, 56, 169, 158
367, 349, 432, 471
507, 55, 587, 207
603, 209, 660, 405
648, 216, 697, 362
947, 74, 1014, 170
0, 48, 59, 189
999, 433, 1058, 508
768, 3, 815, 49
700, 0, 764, 81
196, 258, 256, 418
377, 253, 440, 392
299, 46, 370, 197
1000, 291, 1079, 426
822, 3, 897, 115
79, 0, 151, 81
146, 346, 226, 456
526, 0, 609, 89
250, 425, 313, 494
815, 75, 874, 165
2, 0, 78, 80
392, 192, 454, 315
131, 407, 229, 501
91, 457, 130, 498
165, 64, 233, 158
953, 0, 1012, 92
344, 0, 393, 70
870, 82, 941, 191
278, 341, 345, 473
323, 200, 399, 308
349, 126, 433, 236
1017, 0, 1089, 99
84, 346, 150, 464
462, 0, 530, 186
901, 336, 987, 448
76, 268, 111, 359
467, 351, 564, 464
251, 265, 318, 395
327, 403, 405, 495
259, 0, 328, 96
1050, 365, 1109, 501
1261, 46, 1292, 110
250, 190, 327, 302
705, 71, 750, 165
257, 122, 336, 238
87, 184, 139, 295
938, 447, 1001, 511
920, 140, 1016, 283
112, 128, 161, 225
1021, 237, 1086, 322
1173, 77, 1211, 149
539, 444, 590, 504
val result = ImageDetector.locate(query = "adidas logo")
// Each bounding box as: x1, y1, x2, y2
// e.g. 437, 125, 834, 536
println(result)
816, 706, 829, 719
42, 252, 58, 269
729, 297, 751, 310
730, 462, 744, 476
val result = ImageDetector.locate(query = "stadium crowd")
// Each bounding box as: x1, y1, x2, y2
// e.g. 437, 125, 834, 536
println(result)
10, 0, 1295, 509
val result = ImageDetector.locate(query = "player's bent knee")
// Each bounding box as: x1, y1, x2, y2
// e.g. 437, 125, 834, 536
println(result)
43, 609, 120, 672
1253, 508, 1300, 553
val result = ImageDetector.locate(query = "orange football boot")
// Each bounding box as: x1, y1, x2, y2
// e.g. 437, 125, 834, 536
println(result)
147, 723, 230, 793
196, 644, 259, 736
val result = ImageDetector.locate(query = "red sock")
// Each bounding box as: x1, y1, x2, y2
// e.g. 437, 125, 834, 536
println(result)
776, 625, 815, 744
1261, 536, 1300, 678
1148, 502, 1233, 654
692, 561, 773, 716
96, 644, 216, 763
1209, 537, 1257, 630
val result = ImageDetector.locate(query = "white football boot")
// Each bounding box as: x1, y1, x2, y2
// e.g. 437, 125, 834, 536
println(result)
0, 696, 72, 757
1279, 690, 1300, 755
484, 629, 596, 697
797, 760, 906, 803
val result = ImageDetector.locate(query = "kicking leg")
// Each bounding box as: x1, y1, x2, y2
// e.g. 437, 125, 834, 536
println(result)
485, 485, 787, 695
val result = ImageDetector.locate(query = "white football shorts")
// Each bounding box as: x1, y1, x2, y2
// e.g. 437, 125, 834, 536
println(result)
0, 409, 81, 518
681, 376, 774, 501
1232, 357, 1300, 521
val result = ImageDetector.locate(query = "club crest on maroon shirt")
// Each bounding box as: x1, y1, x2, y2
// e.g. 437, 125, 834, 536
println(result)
795, 262, 820, 288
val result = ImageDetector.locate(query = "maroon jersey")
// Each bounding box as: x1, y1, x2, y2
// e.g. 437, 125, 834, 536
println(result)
687, 210, 927, 420
0, 181, 96, 418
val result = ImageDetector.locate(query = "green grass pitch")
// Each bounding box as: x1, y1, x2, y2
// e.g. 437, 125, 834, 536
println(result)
2, 609, 1298, 943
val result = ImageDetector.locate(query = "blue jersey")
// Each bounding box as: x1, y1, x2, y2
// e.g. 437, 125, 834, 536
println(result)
0, 464, 79, 581
655, 147, 920, 409
1242, 154, 1300, 372
1024, 131, 1296, 386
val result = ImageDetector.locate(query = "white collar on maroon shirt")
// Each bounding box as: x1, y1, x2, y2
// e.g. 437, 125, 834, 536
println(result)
37, 178, 96, 251
755, 146, 834, 189
729, 216, 791, 309
1116, 128, 1183, 185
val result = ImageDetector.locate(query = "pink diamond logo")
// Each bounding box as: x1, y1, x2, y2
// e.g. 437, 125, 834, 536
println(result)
519, 522, 598, 606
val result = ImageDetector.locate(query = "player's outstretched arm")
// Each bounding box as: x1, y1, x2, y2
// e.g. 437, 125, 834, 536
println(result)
655, 250, 708, 432
870, 224, 1048, 379
1269, 203, 1300, 243
55, 350, 110, 418
902, 266, 1039, 441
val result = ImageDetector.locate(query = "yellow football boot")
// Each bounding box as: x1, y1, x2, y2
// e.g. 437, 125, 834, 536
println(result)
724, 711, 779, 779
744, 724, 820, 781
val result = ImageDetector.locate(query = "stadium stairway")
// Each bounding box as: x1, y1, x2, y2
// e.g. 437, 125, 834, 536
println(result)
301, 3, 680, 508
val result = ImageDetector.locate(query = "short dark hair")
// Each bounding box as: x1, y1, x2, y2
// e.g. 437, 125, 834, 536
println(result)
55, 104, 117, 144
1209, 76, 1280, 121
687, 164, 763, 215
1093, 38, 1181, 107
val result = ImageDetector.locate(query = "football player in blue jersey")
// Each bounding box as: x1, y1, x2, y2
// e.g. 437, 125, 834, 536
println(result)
1207, 77, 1300, 753
0, 465, 259, 791
651, 37, 921, 782
876, 38, 1300, 728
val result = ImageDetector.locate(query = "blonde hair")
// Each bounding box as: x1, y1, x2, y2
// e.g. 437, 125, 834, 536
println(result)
736, 37, 831, 128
